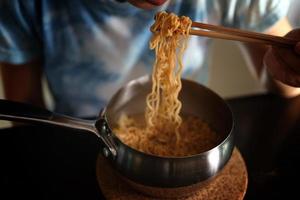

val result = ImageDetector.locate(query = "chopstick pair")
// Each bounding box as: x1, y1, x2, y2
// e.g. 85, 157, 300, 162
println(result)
190, 22, 298, 48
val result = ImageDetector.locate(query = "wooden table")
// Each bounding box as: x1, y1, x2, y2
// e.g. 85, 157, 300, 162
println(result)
0, 93, 299, 200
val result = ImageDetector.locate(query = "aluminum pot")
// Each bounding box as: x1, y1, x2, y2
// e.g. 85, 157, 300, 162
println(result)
0, 75, 234, 197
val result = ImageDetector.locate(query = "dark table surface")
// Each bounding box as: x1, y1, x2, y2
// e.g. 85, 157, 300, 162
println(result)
1, 93, 300, 200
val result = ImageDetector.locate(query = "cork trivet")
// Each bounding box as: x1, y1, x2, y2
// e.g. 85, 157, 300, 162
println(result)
96, 148, 248, 200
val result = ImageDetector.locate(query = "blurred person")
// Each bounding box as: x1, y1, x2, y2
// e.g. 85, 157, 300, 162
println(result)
0, 0, 299, 118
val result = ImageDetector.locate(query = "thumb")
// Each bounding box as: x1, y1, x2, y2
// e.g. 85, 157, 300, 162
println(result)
295, 42, 300, 55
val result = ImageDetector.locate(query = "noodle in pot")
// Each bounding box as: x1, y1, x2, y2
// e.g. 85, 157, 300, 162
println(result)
114, 12, 219, 157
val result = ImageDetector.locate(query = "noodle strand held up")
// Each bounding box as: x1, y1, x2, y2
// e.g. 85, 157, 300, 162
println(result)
114, 12, 220, 157
145, 11, 192, 142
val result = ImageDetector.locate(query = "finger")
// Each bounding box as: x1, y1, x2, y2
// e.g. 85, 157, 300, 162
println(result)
295, 42, 300, 55
273, 46, 300, 74
285, 29, 300, 55
264, 48, 300, 87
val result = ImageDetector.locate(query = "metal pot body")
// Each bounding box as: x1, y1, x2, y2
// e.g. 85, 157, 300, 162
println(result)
102, 75, 234, 188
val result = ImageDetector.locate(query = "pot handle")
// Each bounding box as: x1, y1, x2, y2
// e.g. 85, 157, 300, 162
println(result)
0, 99, 53, 120
0, 99, 117, 158
0, 99, 96, 134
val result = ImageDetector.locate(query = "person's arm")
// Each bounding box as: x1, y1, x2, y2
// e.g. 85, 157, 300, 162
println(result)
0, 59, 45, 108
241, 17, 300, 97
0, 1, 46, 111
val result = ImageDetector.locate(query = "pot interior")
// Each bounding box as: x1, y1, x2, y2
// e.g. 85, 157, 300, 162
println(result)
105, 75, 232, 144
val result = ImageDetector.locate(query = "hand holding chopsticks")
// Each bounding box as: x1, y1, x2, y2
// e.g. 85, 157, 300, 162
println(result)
190, 21, 298, 48
263, 28, 300, 88
189, 21, 300, 87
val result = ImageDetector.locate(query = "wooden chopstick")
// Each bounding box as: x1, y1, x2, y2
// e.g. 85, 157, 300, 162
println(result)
191, 22, 298, 48
189, 29, 271, 45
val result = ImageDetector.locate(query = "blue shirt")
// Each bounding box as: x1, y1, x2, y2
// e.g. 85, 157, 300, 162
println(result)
0, 0, 290, 117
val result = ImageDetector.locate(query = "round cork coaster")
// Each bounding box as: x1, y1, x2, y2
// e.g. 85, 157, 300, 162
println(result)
96, 148, 248, 200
